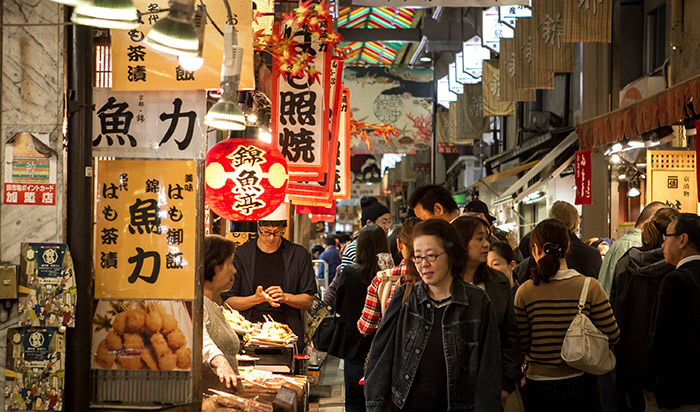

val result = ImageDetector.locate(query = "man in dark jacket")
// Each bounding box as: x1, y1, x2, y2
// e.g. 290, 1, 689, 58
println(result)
644, 213, 700, 411
221, 204, 317, 352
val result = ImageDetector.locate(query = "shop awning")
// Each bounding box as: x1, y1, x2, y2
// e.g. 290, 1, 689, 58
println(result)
577, 74, 700, 150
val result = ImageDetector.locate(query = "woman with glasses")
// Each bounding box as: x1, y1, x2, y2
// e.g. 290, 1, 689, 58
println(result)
327, 224, 390, 412
514, 219, 619, 412
610, 207, 679, 411
452, 216, 522, 407
364, 219, 502, 412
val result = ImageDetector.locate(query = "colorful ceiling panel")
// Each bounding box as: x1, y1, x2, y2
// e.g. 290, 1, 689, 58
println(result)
337, 7, 416, 65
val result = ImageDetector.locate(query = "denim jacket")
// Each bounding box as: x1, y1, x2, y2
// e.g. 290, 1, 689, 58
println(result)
364, 278, 502, 412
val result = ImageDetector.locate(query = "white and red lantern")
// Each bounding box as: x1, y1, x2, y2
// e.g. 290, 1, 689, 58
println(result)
205, 139, 289, 221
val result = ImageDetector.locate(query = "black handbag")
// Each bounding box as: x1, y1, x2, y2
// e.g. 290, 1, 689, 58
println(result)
312, 314, 337, 352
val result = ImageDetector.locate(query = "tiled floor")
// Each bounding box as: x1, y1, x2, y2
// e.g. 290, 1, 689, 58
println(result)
309, 356, 346, 412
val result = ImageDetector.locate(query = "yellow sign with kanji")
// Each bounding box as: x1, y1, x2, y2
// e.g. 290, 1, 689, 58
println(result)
647, 150, 698, 213
111, 0, 254, 91
95, 160, 197, 299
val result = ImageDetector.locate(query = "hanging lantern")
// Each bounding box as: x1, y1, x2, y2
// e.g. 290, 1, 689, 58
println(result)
205, 139, 289, 221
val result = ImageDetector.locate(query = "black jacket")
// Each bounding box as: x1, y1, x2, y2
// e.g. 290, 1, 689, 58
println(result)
483, 269, 522, 393
515, 232, 601, 285
645, 259, 700, 409
220, 238, 318, 351
327, 265, 374, 361
609, 248, 674, 394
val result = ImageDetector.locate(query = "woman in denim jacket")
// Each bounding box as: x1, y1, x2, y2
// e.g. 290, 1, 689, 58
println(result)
364, 219, 502, 412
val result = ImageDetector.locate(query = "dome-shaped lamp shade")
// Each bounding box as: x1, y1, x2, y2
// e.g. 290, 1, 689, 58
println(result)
71, 0, 139, 30
145, 0, 198, 57
48, 0, 90, 7
204, 95, 246, 131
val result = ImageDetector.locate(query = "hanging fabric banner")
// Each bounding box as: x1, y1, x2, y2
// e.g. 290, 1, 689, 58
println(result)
272, 22, 331, 177
436, 111, 459, 153
288, 56, 342, 203
516, 17, 554, 90
499, 38, 536, 102
533, 0, 574, 74
575, 149, 592, 205
111, 0, 254, 91
482, 60, 515, 117
564, 0, 613, 43
450, 83, 490, 145
333, 89, 351, 200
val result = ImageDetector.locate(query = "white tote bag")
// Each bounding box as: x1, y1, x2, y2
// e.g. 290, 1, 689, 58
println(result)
560, 277, 616, 375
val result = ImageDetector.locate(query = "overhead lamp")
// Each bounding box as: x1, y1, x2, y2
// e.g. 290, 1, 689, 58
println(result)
258, 128, 272, 144
419, 56, 432, 63
71, 0, 139, 30
610, 154, 621, 164
48, 0, 90, 7
246, 114, 258, 124
627, 138, 645, 148
611, 142, 623, 153
628, 186, 641, 197
146, 0, 199, 57
618, 173, 627, 180
177, 7, 206, 71
204, 23, 245, 131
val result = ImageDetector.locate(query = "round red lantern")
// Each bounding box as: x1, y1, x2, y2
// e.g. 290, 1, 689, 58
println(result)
205, 138, 289, 221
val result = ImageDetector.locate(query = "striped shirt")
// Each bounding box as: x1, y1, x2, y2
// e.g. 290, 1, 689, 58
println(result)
514, 269, 620, 378
341, 239, 357, 269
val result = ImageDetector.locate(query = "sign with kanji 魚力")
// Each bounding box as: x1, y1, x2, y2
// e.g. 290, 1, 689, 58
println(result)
94, 160, 197, 299
92, 89, 206, 159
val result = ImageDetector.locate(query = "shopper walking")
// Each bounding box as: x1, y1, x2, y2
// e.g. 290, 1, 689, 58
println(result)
327, 224, 390, 412
610, 207, 678, 412
408, 184, 460, 222
644, 213, 700, 411
514, 219, 619, 412
452, 216, 522, 406
488, 241, 519, 290
364, 219, 502, 412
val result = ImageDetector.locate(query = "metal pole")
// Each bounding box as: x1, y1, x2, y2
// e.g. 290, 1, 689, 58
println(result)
65, 20, 94, 412
430, 51, 437, 184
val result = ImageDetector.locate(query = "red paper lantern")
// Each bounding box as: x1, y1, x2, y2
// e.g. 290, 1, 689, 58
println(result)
205, 139, 289, 221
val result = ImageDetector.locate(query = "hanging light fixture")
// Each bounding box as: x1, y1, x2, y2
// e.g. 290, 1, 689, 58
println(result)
48, 0, 90, 7
610, 154, 621, 164
71, 0, 139, 30
204, 23, 245, 131
146, 0, 199, 57
177, 6, 206, 71
628, 185, 641, 197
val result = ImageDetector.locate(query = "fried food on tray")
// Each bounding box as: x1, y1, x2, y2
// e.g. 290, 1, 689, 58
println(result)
222, 307, 255, 331
105, 330, 123, 351
247, 317, 297, 344
176, 347, 192, 369
93, 302, 191, 371
96, 340, 116, 369
126, 308, 147, 333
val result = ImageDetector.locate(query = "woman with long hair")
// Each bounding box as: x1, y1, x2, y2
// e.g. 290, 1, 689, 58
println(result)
203, 235, 240, 389
452, 216, 522, 405
514, 219, 619, 412
365, 219, 502, 412
358, 217, 421, 336
610, 207, 679, 412
327, 224, 389, 412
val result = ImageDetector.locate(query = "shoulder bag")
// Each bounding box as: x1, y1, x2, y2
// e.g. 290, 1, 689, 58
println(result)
560, 277, 616, 375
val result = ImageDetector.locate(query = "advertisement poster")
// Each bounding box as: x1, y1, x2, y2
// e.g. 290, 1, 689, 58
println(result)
343, 67, 433, 154
91, 300, 192, 371
94, 160, 197, 300
5, 327, 65, 411
3, 133, 57, 206
18, 243, 77, 328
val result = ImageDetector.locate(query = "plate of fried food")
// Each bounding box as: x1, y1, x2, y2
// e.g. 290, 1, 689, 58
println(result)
246, 315, 297, 345
92, 300, 192, 371
222, 304, 256, 335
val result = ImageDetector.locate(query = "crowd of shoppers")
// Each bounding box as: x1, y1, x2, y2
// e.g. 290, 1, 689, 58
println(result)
314, 186, 700, 412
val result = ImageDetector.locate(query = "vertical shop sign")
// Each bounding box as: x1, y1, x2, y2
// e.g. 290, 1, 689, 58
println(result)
575, 149, 592, 205
498, 38, 536, 102
111, 0, 254, 91
272, 22, 331, 176
3, 133, 57, 206
533, 0, 574, 74
515, 17, 554, 90
563, 0, 612, 43
482, 60, 515, 116
94, 160, 197, 299
92, 89, 206, 159
647, 150, 697, 213
333, 89, 351, 200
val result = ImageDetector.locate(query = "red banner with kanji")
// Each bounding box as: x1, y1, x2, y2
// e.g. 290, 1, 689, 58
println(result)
575, 149, 592, 205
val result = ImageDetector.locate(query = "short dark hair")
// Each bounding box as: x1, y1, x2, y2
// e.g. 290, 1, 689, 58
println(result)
451, 216, 491, 283
323, 236, 336, 247
672, 213, 700, 253
355, 224, 390, 284
408, 185, 458, 214
635, 201, 666, 227
311, 245, 324, 256
518, 232, 532, 261
259, 220, 287, 229
204, 235, 236, 282
529, 219, 570, 285
413, 219, 466, 278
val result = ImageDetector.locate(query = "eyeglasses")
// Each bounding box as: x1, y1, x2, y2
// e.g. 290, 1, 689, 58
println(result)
663, 232, 682, 241
259, 229, 285, 238
411, 251, 446, 264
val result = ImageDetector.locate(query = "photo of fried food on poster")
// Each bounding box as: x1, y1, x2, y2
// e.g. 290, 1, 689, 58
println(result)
91, 300, 192, 371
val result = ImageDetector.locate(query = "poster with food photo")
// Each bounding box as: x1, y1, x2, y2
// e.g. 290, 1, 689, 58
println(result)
91, 300, 192, 371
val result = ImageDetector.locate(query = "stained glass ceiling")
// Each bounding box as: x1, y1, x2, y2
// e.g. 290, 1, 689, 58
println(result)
337, 7, 416, 66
